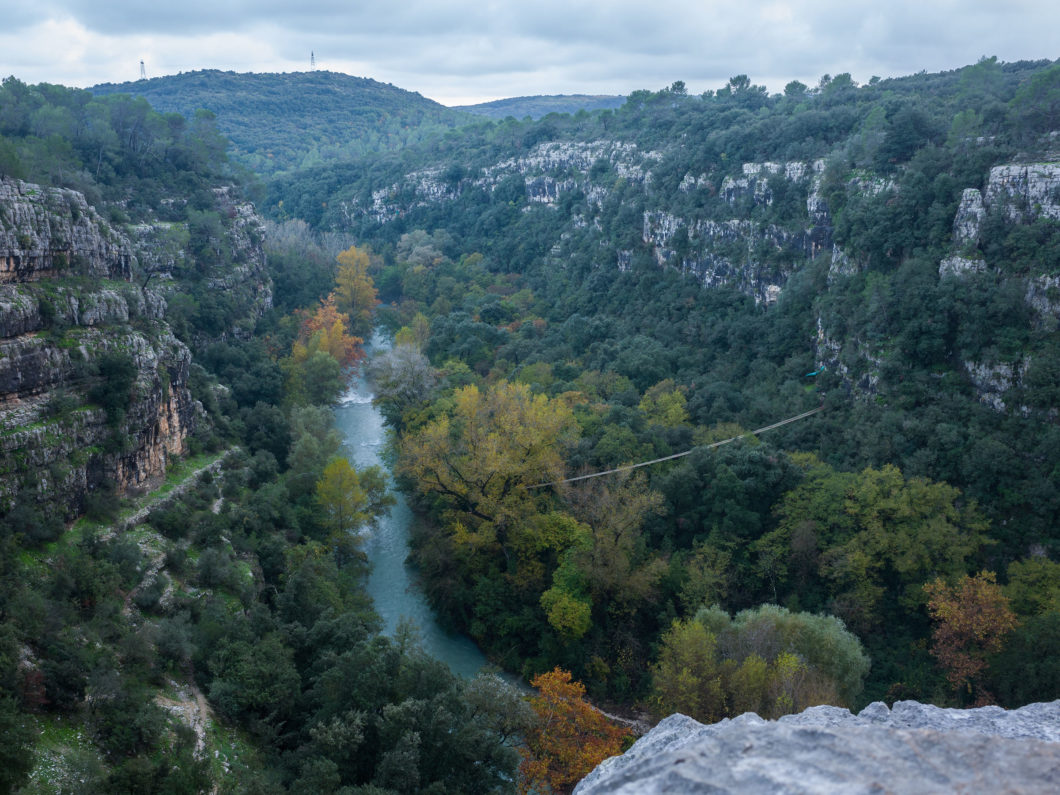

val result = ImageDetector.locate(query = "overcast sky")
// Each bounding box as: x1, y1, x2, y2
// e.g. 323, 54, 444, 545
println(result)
1, 1, 1057, 105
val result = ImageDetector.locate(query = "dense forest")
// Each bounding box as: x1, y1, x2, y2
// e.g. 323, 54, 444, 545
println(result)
454, 95, 627, 120
1, 53, 1059, 793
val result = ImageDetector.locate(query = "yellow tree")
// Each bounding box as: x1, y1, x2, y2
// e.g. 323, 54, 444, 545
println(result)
315, 457, 394, 565
637, 379, 689, 427
334, 244, 379, 337
398, 382, 578, 562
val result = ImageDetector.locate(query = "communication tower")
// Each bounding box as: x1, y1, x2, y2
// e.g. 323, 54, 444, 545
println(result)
140, 60, 146, 80
311, 51, 316, 70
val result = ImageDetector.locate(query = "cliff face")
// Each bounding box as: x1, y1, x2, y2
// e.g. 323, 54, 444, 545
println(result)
203, 185, 274, 339
936, 161, 1060, 412
0, 177, 268, 518
575, 700, 1060, 795
331, 140, 1059, 411
0, 179, 132, 283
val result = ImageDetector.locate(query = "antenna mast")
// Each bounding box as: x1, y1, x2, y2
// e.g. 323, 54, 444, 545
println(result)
140, 60, 146, 80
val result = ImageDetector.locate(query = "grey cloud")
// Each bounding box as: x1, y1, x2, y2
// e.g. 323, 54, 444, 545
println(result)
2, 1, 1058, 101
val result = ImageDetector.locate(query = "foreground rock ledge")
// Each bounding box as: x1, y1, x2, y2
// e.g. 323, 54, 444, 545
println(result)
574, 700, 1060, 794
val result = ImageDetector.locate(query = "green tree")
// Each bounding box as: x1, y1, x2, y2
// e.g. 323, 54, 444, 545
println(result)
1011, 62, 1060, 136
315, 457, 393, 541
762, 460, 988, 631
652, 605, 869, 722
651, 618, 726, 722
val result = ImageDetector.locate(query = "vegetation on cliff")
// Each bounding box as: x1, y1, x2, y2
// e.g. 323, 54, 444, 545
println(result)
0, 79, 535, 792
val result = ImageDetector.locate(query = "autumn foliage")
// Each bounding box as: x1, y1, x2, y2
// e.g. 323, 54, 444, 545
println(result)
924, 571, 1018, 705
296, 294, 364, 371
519, 668, 630, 795
334, 244, 380, 338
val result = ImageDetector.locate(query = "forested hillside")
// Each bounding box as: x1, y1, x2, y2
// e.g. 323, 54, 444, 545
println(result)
92, 70, 476, 175
270, 57, 1060, 712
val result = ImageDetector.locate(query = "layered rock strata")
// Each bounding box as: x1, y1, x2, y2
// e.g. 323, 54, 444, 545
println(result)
0, 177, 268, 517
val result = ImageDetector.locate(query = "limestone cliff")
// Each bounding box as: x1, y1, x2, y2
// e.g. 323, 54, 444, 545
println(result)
0, 179, 132, 283
936, 161, 1060, 411
0, 177, 269, 519
575, 700, 1060, 794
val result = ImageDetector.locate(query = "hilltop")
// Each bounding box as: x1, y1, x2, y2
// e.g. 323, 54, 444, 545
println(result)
92, 69, 476, 175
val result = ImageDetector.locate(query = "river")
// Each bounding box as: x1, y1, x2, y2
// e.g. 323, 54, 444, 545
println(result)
332, 355, 489, 679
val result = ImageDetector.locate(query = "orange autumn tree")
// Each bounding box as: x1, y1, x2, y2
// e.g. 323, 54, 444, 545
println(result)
924, 571, 1018, 705
520, 668, 630, 795
285, 294, 365, 405
296, 294, 364, 372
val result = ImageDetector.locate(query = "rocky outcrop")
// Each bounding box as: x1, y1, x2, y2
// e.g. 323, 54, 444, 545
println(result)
985, 163, 1060, 223
963, 359, 1030, 413
952, 187, 986, 245
647, 159, 858, 299
575, 700, 1060, 795
939, 255, 987, 277
0, 324, 195, 515
642, 211, 805, 304
203, 188, 273, 338
939, 162, 1060, 278
0, 178, 133, 282
813, 317, 881, 397
1026, 274, 1060, 324
349, 139, 662, 223
719, 161, 813, 206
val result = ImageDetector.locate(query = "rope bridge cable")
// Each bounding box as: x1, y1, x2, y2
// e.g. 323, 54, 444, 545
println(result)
529, 406, 824, 489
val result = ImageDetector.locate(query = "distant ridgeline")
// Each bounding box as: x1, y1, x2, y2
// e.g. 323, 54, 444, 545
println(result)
91, 69, 477, 175
455, 94, 627, 120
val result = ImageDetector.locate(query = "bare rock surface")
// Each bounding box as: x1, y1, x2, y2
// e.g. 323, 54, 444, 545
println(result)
574, 700, 1060, 794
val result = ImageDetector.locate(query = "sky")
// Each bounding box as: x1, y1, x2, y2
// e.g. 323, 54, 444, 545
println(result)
1, 1, 1057, 106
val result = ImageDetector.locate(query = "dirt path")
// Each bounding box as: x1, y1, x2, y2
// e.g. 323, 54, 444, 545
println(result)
116, 450, 234, 532
155, 676, 214, 760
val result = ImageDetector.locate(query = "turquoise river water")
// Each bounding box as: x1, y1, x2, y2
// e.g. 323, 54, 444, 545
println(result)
332, 359, 489, 679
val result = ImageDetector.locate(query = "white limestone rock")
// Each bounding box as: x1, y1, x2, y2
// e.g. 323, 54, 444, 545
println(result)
985, 162, 1060, 222
964, 359, 1030, 412
939, 255, 987, 277
952, 188, 986, 245
575, 700, 1060, 795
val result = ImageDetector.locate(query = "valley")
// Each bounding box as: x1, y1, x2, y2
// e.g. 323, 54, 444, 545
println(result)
1, 55, 1059, 792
